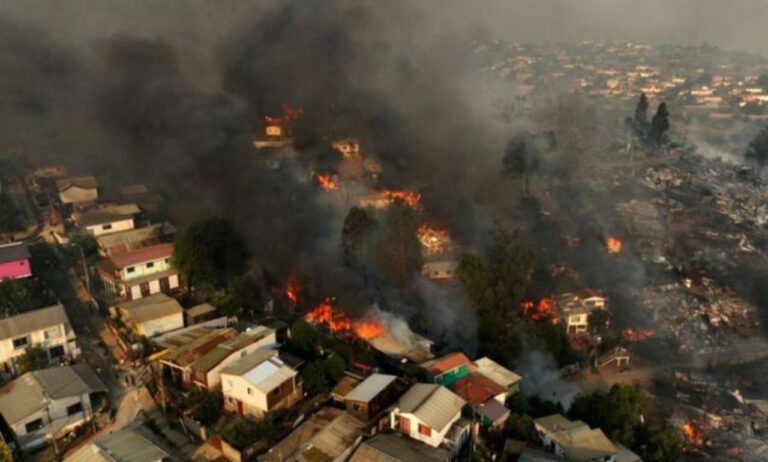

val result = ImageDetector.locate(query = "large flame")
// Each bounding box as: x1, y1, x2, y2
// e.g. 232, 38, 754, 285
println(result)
316, 173, 339, 191
380, 189, 422, 208
622, 328, 654, 342
417, 225, 452, 257
521, 296, 559, 324
264, 103, 305, 126
305, 298, 385, 340
605, 236, 622, 254
284, 276, 303, 305
681, 419, 708, 453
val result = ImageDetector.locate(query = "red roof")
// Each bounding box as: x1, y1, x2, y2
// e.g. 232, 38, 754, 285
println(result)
424, 352, 471, 375
109, 243, 173, 269
451, 373, 506, 406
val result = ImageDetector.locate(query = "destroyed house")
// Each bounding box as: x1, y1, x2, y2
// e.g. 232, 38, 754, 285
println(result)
534, 414, 617, 462
0, 242, 32, 282
117, 293, 184, 337
72, 203, 140, 237
56, 176, 98, 206
421, 352, 472, 387
99, 243, 179, 301
0, 304, 79, 373
344, 373, 402, 423
221, 349, 301, 418
390, 383, 469, 452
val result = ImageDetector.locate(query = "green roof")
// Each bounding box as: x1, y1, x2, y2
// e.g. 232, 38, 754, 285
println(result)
189, 326, 275, 374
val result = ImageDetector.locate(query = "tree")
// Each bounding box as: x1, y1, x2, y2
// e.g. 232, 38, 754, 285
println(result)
588, 308, 611, 336
341, 207, 375, 267
0, 279, 36, 315
0, 440, 13, 462
172, 217, 250, 292
377, 200, 422, 287
502, 131, 554, 196
289, 320, 320, 355
301, 361, 328, 396
505, 413, 534, 441
633, 93, 649, 135
0, 194, 22, 233
17, 345, 48, 372
221, 417, 278, 450
745, 125, 768, 166
639, 425, 683, 462
534, 321, 569, 363
322, 353, 347, 382
211, 287, 243, 317
568, 384, 648, 447
193, 391, 223, 427
650, 103, 670, 147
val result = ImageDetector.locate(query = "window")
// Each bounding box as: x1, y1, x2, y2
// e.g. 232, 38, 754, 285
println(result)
418, 424, 431, 436
66, 402, 83, 416
126, 266, 135, 274
352, 403, 362, 412
165, 258, 170, 264
271, 388, 281, 397
146, 262, 155, 269
25, 419, 44, 433
49, 345, 65, 358
247, 387, 252, 395
44, 327, 61, 339
102, 223, 112, 231
12, 336, 28, 350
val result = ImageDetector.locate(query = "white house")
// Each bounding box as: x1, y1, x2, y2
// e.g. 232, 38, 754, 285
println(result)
0, 364, 106, 450
221, 349, 301, 418
0, 304, 79, 374
99, 243, 179, 301
473, 357, 522, 396
72, 203, 140, 237
390, 383, 468, 452
65, 426, 169, 462
555, 289, 607, 335
117, 293, 184, 337
56, 176, 98, 206
534, 414, 617, 462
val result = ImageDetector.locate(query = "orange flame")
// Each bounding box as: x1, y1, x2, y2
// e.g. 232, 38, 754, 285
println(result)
284, 276, 303, 305
264, 103, 305, 126
521, 296, 558, 323
417, 225, 452, 257
380, 189, 422, 208
605, 236, 622, 254
316, 173, 339, 191
622, 328, 654, 342
305, 298, 385, 340
681, 419, 709, 452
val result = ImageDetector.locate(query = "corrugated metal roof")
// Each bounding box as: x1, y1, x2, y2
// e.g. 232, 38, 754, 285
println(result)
451, 373, 506, 406
420, 352, 471, 376
161, 328, 237, 366
96, 223, 174, 256
344, 374, 397, 403
119, 293, 183, 324
222, 349, 297, 393
534, 415, 617, 462
108, 243, 173, 269
298, 412, 363, 462
473, 357, 521, 389
0, 364, 106, 424
73, 204, 140, 227
348, 433, 450, 462
66, 427, 169, 462
0, 304, 69, 340
0, 242, 30, 264
189, 326, 274, 374
396, 383, 465, 431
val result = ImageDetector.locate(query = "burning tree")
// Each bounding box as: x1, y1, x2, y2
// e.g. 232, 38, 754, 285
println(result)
520, 296, 559, 324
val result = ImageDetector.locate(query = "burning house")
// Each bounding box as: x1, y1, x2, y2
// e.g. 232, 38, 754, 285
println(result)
332, 138, 361, 158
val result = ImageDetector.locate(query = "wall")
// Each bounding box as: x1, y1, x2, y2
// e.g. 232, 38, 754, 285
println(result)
435, 365, 467, 387
390, 409, 459, 448
121, 255, 173, 281
0, 322, 78, 367
124, 272, 179, 301
136, 313, 183, 337
222, 375, 268, 415
203, 332, 277, 388
13, 392, 94, 450
86, 218, 135, 237
0, 259, 32, 281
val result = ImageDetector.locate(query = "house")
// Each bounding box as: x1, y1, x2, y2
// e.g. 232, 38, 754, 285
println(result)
95, 223, 176, 257
348, 433, 451, 462
99, 243, 179, 301
221, 349, 301, 418
72, 203, 141, 237
534, 415, 617, 462
56, 176, 98, 206
185, 303, 219, 326
331, 139, 361, 158
158, 328, 238, 386
187, 326, 277, 389
421, 260, 459, 280
117, 293, 184, 337
0, 364, 106, 450
344, 373, 402, 423
0, 242, 32, 281
555, 290, 607, 335
473, 357, 522, 395
296, 412, 364, 462
332, 375, 361, 403
65, 426, 169, 462
451, 373, 509, 428
0, 304, 79, 374
421, 352, 472, 387
390, 383, 469, 452
263, 407, 344, 462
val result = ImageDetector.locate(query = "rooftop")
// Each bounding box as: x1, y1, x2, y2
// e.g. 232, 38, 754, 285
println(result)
96, 223, 175, 256
186, 303, 217, 318
189, 326, 275, 374
56, 176, 98, 191
119, 293, 183, 325
108, 243, 173, 270
66, 427, 169, 462
161, 328, 238, 367
534, 415, 617, 462
348, 433, 450, 462
420, 352, 471, 376
344, 374, 397, 403
73, 203, 140, 227
396, 383, 466, 431
263, 408, 343, 462
297, 412, 364, 462
331, 375, 361, 400
473, 357, 522, 389
222, 349, 297, 393
451, 373, 507, 406
0, 304, 70, 340
0, 242, 30, 264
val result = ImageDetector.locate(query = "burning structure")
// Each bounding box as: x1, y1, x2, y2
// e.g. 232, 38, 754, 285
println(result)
253, 104, 304, 149
417, 225, 453, 258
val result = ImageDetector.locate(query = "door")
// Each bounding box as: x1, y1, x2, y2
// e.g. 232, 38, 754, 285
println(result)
237, 400, 244, 416
398, 416, 410, 434
159, 276, 170, 292
140, 282, 151, 297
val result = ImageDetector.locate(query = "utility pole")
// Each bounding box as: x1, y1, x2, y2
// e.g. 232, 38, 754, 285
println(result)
75, 243, 90, 293
41, 391, 59, 457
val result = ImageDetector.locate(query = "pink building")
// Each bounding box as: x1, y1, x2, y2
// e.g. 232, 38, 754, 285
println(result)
0, 242, 32, 281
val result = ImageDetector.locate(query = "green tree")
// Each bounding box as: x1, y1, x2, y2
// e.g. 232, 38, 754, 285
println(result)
650, 102, 670, 147
534, 321, 568, 363
0, 194, 22, 233
301, 361, 328, 396
633, 92, 649, 133
289, 320, 320, 356
377, 200, 422, 287
69, 232, 100, 260
640, 425, 683, 462
193, 391, 223, 427
568, 384, 648, 447
322, 353, 347, 382
588, 308, 611, 336
745, 125, 768, 166
172, 218, 250, 292
211, 287, 243, 317
17, 345, 48, 372
221, 417, 278, 450
505, 413, 534, 441
0, 279, 36, 315
341, 207, 375, 267
0, 440, 13, 462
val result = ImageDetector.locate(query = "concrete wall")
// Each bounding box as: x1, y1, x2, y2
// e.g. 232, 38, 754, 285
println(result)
203, 332, 277, 388
85, 218, 135, 237
121, 256, 173, 282
0, 322, 78, 367
136, 313, 183, 337
390, 409, 459, 448
13, 392, 95, 450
